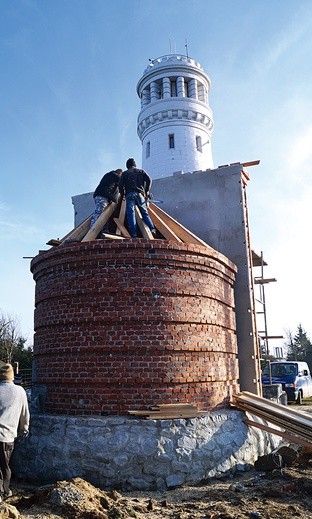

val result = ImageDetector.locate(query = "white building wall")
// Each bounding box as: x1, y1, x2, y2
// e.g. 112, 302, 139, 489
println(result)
142, 123, 213, 177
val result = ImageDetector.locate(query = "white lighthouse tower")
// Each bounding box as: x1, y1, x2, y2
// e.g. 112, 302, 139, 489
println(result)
136, 54, 214, 179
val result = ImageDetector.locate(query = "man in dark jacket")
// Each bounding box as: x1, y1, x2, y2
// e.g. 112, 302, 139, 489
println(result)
118, 159, 156, 238
90, 169, 123, 233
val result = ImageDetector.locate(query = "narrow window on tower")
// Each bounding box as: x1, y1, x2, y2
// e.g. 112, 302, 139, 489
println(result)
146, 85, 151, 104
157, 80, 163, 99
146, 141, 150, 158
185, 81, 190, 98
196, 136, 202, 152
171, 80, 177, 97
169, 134, 175, 149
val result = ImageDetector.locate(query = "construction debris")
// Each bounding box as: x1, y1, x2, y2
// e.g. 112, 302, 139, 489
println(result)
47, 200, 213, 248
231, 391, 312, 450
128, 403, 203, 420
254, 444, 300, 471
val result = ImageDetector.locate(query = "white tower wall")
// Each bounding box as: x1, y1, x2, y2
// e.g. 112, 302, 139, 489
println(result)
137, 55, 214, 179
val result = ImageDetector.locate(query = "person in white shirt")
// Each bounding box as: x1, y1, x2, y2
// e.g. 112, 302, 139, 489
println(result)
0, 363, 30, 500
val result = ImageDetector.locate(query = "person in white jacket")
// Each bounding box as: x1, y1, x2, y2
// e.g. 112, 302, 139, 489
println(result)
0, 363, 29, 500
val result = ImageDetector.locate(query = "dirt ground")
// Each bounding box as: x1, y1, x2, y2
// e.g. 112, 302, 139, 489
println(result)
3, 403, 312, 519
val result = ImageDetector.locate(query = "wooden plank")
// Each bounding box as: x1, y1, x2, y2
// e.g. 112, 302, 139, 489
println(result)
231, 392, 312, 445
129, 404, 198, 413
82, 198, 120, 242
98, 233, 125, 241
114, 218, 131, 238
234, 400, 312, 435
128, 410, 155, 416
254, 278, 277, 284
149, 203, 212, 248
233, 392, 312, 428
135, 206, 154, 239
259, 335, 284, 340
148, 207, 183, 242
146, 412, 203, 420
149, 409, 197, 415
152, 403, 198, 410
46, 215, 92, 245
245, 419, 312, 450
63, 216, 93, 242
242, 160, 260, 167
46, 239, 62, 246
116, 200, 126, 236
238, 404, 312, 442
249, 412, 312, 442
128, 403, 201, 420
129, 411, 203, 420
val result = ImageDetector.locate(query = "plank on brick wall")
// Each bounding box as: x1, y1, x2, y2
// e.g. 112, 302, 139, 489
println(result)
46, 215, 92, 245
149, 203, 212, 248
82, 197, 120, 242
135, 206, 154, 239
116, 200, 126, 236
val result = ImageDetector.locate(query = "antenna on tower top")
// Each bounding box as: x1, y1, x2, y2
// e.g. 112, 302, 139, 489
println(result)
185, 37, 189, 57
169, 38, 172, 54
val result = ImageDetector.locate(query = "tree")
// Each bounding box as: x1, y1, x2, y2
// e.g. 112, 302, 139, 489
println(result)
13, 337, 33, 370
0, 311, 32, 369
286, 324, 312, 369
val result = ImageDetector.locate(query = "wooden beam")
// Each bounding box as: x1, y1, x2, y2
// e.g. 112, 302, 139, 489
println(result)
47, 215, 93, 245
233, 392, 312, 428
254, 278, 277, 284
146, 412, 203, 420
148, 207, 182, 242
231, 391, 312, 447
258, 335, 284, 340
116, 200, 126, 236
135, 206, 154, 239
244, 419, 312, 450
82, 198, 120, 242
150, 203, 212, 248
242, 160, 260, 167
240, 404, 312, 441
113, 218, 131, 238
46, 239, 62, 246
98, 233, 125, 240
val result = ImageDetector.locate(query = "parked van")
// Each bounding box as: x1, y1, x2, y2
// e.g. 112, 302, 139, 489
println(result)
262, 361, 312, 404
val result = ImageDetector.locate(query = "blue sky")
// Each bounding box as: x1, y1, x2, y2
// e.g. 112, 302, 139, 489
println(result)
1, 0, 312, 348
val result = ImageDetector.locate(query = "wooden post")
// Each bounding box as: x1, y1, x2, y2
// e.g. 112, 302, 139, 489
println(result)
82, 196, 120, 242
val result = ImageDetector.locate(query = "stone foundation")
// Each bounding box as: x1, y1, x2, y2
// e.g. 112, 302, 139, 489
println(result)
12, 411, 281, 491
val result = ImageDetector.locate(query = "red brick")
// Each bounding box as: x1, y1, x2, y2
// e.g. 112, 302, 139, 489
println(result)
31, 240, 238, 415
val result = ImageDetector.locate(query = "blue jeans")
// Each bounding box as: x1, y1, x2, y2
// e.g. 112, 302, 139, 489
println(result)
126, 192, 155, 237
90, 196, 110, 233
0, 441, 14, 496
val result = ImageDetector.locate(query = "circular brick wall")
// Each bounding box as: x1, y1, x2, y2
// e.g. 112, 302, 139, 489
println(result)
30, 239, 238, 415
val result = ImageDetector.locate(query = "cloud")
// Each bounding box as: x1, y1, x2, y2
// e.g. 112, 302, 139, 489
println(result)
287, 125, 312, 174
256, 14, 311, 75
260, 144, 312, 343
0, 201, 9, 211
